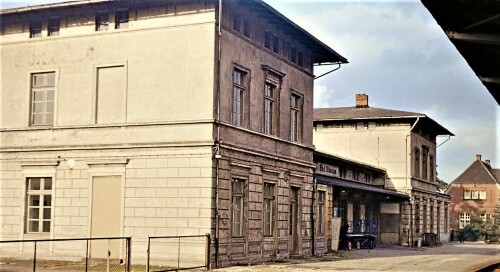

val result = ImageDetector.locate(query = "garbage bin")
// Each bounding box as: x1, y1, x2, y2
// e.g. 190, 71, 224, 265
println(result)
416, 238, 422, 248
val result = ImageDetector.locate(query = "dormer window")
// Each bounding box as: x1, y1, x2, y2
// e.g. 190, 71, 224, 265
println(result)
30, 21, 42, 38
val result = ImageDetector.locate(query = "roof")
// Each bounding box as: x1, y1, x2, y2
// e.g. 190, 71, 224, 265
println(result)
315, 175, 409, 199
314, 150, 387, 173
449, 159, 499, 185
314, 107, 454, 136
421, 0, 500, 104
0, 0, 348, 65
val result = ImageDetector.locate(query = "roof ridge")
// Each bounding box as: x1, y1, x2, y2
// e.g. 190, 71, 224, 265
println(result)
480, 161, 498, 183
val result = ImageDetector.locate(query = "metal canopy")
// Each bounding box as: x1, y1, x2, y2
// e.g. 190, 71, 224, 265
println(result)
421, 0, 500, 104
315, 175, 409, 199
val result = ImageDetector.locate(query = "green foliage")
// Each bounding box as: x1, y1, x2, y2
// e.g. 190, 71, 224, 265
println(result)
436, 177, 448, 191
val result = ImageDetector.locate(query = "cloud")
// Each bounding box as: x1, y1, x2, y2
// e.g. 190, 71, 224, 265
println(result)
314, 84, 337, 108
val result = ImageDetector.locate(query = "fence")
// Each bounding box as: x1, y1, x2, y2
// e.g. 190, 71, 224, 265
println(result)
147, 234, 210, 272
0, 236, 131, 272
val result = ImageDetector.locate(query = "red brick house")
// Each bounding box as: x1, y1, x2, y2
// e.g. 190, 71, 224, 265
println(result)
446, 155, 500, 230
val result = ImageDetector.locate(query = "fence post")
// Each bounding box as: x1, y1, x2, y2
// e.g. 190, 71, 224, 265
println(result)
177, 237, 181, 270
33, 241, 37, 272
206, 233, 211, 270
146, 236, 150, 272
127, 237, 132, 272
85, 239, 89, 272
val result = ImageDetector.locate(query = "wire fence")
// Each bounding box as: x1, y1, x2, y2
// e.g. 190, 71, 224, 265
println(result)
147, 234, 210, 272
0, 237, 131, 272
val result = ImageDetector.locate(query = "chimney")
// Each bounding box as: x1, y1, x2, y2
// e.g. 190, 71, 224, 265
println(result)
485, 159, 490, 165
356, 94, 369, 108
476, 154, 481, 161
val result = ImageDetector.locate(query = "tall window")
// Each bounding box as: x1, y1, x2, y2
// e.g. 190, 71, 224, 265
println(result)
95, 12, 109, 31
290, 47, 297, 64
414, 148, 420, 178
30, 21, 42, 38
444, 206, 448, 231
272, 35, 279, 53
263, 183, 275, 236
231, 178, 245, 237
423, 204, 427, 233
242, 19, 250, 37
232, 69, 246, 126
422, 147, 428, 180
264, 31, 272, 49
31, 72, 56, 126
429, 155, 434, 182
290, 94, 301, 142
264, 83, 275, 135
26, 178, 52, 233
232, 12, 241, 32
318, 191, 326, 235
415, 203, 420, 233
115, 10, 129, 29
298, 51, 304, 67
459, 213, 470, 229
48, 18, 60, 36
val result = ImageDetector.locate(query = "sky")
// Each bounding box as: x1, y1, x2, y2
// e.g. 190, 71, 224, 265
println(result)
1, 0, 499, 183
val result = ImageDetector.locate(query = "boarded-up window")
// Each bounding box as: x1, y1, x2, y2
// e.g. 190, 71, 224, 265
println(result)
96, 66, 126, 124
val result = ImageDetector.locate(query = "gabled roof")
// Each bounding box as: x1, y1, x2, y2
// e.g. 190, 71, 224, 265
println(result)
313, 107, 454, 136
0, 0, 348, 65
450, 159, 499, 185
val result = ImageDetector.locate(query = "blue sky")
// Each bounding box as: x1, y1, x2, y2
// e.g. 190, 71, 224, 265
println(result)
2, 0, 498, 182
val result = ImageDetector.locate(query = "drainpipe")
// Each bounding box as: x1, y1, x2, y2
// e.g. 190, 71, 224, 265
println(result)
214, 0, 222, 268
311, 177, 317, 256
405, 117, 419, 247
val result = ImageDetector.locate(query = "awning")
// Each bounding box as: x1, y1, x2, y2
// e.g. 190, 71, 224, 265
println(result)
315, 175, 409, 199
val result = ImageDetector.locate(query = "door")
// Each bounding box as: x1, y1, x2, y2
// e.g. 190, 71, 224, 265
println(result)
289, 187, 300, 254
91, 176, 122, 259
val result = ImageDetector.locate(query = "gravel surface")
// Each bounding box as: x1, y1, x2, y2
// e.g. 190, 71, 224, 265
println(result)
214, 242, 500, 272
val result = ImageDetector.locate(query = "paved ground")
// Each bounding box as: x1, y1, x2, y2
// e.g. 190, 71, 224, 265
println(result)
215, 242, 500, 272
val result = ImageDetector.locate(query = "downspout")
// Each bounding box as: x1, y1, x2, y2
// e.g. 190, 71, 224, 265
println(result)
311, 177, 317, 256
405, 117, 419, 247
214, 0, 222, 268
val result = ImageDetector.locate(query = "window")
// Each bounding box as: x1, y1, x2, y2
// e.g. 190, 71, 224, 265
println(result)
318, 191, 326, 235
232, 12, 241, 32
263, 183, 275, 236
232, 69, 246, 126
480, 214, 489, 222
422, 147, 428, 180
231, 178, 245, 237
479, 190, 486, 200
264, 83, 276, 135
465, 190, 487, 200
459, 213, 470, 229
30, 21, 42, 38
429, 155, 434, 182
290, 94, 301, 142
298, 51, 304, 67
115, 10, 129, 29
31, 72, 56, 126
444, 206, 448, 231
339, 168, 347, 179
48, 18, 60, 36
414, 148, 420, 178
423, 204, 427, 233
272, 36, 279, 53
95, 12, 109, 31
290, 47, 297, 64
26, 178, 52, 233
415, 203, 420, 233
464, 190, 471, 200
242, 19, 250, 37
264, 31, 272, 50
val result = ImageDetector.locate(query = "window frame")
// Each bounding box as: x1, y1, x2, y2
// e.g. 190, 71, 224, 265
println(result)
414, 148, 420, 178
232, 12, 241, 32
422, 146, 428, 180
30, 21, 42, 38
48, 17, 60, 36
95, 12, 109, 31
232, 68, 247, 127
290, 93, 302, 142
459, 213, 470, 229
115, 9, 129, 29
30, 72, 56, 126
317, 190, 326, 235
264, 82, 276, 135
25, 177, 53, 234
263, 182, 276, 237
231, 178, 246, 237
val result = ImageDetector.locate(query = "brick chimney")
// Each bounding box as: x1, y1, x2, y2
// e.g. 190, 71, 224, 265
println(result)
485, 159, 490, 165
476, 154, 481, 161
356, 94, 369, 108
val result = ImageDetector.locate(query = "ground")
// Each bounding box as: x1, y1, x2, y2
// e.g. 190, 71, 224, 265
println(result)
215, 242, 500, 272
